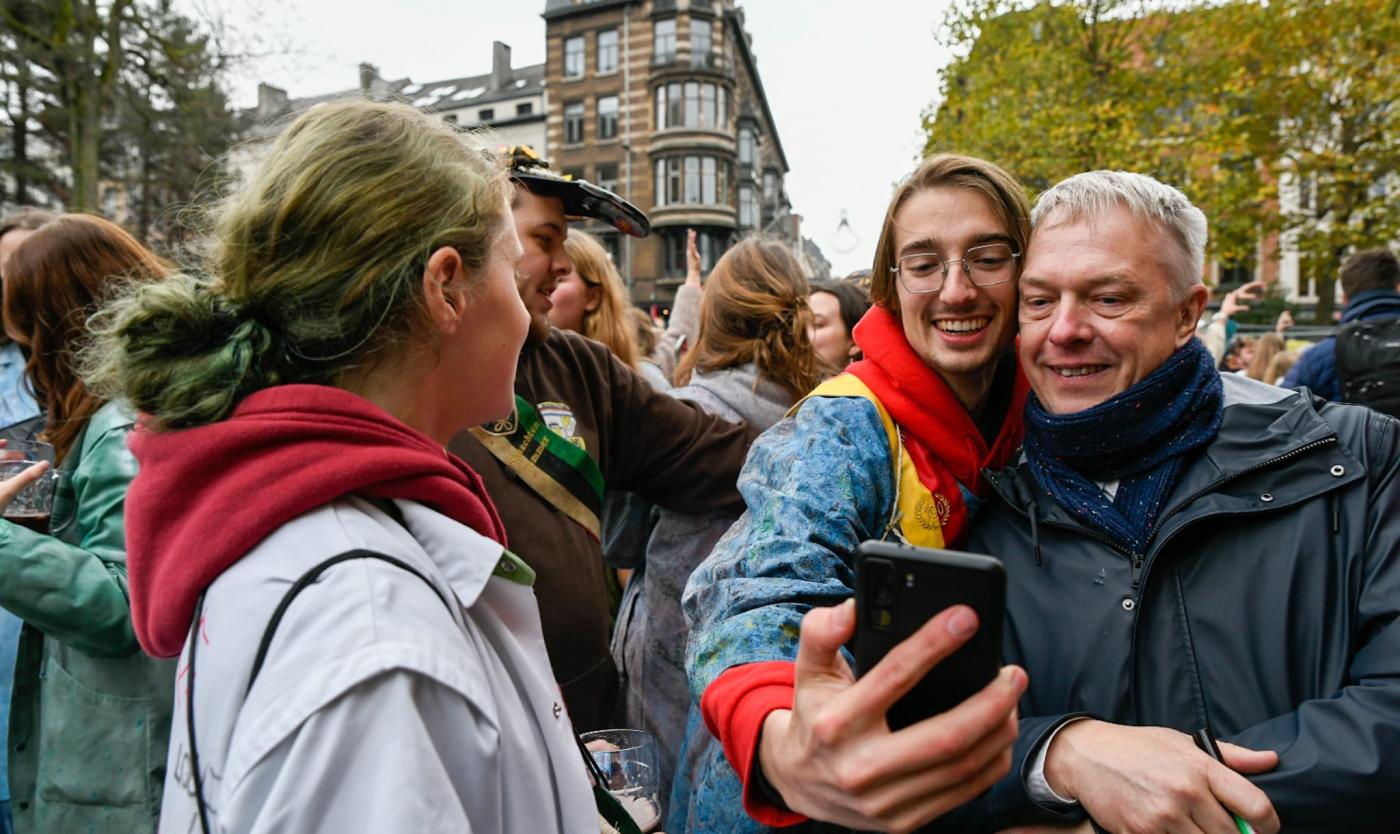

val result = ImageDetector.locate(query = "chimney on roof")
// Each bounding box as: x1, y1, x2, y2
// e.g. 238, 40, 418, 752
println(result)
359, 62, 380, 95
256, 83, 288, 121
491, 41, 513, 90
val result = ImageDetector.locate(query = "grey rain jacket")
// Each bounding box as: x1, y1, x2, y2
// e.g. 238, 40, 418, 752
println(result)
957, 374, 1400, 834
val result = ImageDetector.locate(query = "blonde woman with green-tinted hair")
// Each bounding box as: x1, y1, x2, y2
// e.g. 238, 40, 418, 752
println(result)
83, 99, 599, 832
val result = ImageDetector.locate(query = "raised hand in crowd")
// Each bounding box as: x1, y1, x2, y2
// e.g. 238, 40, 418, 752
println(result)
1220, 279, 1266, 319
757, 600, 1025, 834
685, 227, 703, 288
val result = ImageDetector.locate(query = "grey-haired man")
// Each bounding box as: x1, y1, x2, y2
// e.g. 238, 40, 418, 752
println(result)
962, 171, 1400, 834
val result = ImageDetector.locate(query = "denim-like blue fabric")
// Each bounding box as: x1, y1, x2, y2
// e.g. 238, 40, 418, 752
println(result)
0, 344, 39, 430
671, 395, 981, 832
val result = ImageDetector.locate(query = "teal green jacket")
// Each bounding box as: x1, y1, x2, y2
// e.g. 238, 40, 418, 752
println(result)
0, 402, 175, 833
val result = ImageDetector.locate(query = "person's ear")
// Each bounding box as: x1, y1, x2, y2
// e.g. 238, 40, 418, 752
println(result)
1177, 283, 1210, 346
422, 246, 467, 332
583, 284, 602, 313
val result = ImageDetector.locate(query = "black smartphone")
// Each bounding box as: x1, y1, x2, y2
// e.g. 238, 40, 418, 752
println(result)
851, 540, 1005, 730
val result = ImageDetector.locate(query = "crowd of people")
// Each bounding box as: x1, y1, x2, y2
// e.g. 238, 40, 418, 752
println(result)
0, 96, 1395, 834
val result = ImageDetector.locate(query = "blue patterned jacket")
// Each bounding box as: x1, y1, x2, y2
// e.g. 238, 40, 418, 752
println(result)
672, 395, 981, 833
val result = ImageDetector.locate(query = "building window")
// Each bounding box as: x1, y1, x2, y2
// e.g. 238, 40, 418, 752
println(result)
664, 231, 687, 275
597, 29, 619, 74
763, 170, 777, 204
598, 232, 623, 268
683, 81, 699, 127
564, 36, 585, 78
691, 18, 712, 64
664, 228, 728, 275
655, 155, 729, 207
596, 163, 619, 194
654, 19, 676, 62
739, 185, 755, 228
700, 83, 716, 129
739, 126, 755, 167
702, 157, 717, 204
656, 82, 685, 129
717, 87, 728, 130
684, 156, 701, 203
562, 167, 586, 182
564, 101, 585, 145
597, 95, 619, 140
479, 108, 495, 122
516, 102, 533, 117
443, 114, 458, 124
656, 157, 685, 205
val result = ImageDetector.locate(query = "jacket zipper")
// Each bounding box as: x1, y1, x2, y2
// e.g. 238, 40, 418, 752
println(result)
1148, 436, 1339, 544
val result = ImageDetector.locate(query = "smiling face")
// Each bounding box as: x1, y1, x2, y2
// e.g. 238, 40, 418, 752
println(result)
892, 187, 1018, 412
1018, 206, 1208, 415
511, 186, 571, 345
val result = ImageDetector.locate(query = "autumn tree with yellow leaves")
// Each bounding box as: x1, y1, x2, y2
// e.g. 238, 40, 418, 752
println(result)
925, 0, 1398, 322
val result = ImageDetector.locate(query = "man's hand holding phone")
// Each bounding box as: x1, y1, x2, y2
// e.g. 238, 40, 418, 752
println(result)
756, 599, 1026, 834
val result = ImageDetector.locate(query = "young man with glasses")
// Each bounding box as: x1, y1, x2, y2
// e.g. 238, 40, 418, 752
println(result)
670, 155, 1032, 833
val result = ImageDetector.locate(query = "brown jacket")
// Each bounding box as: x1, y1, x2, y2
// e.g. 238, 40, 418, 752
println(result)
449, 327, 753, 730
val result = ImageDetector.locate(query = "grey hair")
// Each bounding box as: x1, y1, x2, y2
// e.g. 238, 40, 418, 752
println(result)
1031, 171, 1207, 301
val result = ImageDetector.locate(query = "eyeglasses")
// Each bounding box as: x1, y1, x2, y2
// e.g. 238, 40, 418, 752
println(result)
890, 243, 1020, 295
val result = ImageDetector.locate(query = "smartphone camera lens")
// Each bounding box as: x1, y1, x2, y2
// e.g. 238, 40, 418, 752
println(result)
865, 559, 897, 631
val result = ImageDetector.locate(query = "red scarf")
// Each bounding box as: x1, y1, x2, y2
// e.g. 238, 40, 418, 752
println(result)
125, 384, 507, 658
846, 306, 1028, 545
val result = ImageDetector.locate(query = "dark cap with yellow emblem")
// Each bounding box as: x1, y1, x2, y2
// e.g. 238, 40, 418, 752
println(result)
501, 145, 650, 238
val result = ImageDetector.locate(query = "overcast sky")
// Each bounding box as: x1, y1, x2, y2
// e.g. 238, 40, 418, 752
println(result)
215, 0, 957, 275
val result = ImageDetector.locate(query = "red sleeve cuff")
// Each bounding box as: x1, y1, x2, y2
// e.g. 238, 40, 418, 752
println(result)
700, 661, 807, 827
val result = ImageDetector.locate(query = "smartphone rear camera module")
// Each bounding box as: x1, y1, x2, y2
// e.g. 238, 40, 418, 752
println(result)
865, 559, 897, 632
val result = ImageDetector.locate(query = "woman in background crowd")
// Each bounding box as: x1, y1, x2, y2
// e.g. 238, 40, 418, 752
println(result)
86, 100, 597, 831
613, 235, 825, 820
1246, 332, 1286, 382
552, 230, 640, 369
808, 278, 871, 372
1267, 349, 1299, 387
0, 214, 174, 834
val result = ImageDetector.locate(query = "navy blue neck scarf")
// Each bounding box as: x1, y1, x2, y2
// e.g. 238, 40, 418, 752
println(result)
1022, 338, 1223, 553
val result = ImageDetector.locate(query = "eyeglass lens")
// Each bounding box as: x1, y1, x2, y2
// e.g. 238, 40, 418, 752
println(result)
896, 243, 1017, 291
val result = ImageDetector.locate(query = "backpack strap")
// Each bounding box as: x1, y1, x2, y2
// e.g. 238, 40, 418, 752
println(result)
246, 550, 450, 696
790, 374, 948, 549
185, 548, 453, 834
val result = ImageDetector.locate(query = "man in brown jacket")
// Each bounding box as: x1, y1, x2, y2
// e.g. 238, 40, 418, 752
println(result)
448, 150, 753, 730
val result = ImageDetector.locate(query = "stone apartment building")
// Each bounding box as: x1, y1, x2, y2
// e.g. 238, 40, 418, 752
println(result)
543, 0, 815, 305
231, 42, 547, 184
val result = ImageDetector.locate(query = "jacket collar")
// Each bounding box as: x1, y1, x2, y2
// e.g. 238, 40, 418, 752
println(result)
1341, 289, 1400, 323
388, 499, 525, 611
988, 375, 1361, 542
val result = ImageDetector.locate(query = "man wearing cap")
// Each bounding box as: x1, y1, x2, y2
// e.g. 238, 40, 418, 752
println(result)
448, 148, 754, 731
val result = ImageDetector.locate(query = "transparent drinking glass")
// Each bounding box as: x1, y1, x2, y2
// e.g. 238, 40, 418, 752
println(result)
581, 729, 662, 833
0, 439, 57, 534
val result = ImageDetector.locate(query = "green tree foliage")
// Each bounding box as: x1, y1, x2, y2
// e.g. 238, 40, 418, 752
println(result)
0, 0, 240, 241
925, 0, 1398, 322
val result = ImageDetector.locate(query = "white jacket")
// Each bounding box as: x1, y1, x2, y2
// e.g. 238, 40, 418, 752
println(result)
158, 496, 597, 833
